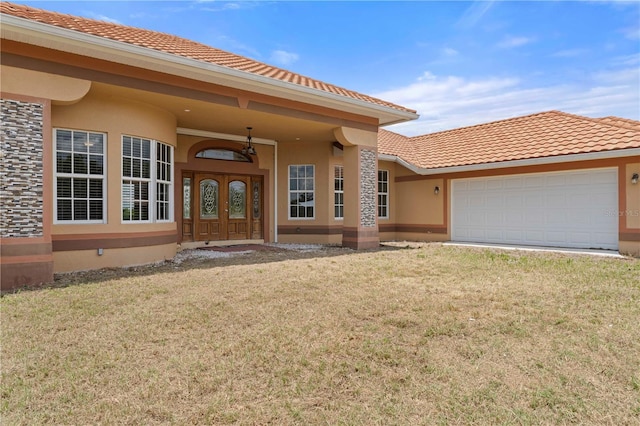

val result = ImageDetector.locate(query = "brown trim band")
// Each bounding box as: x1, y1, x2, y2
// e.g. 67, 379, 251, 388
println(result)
396, 224, 447, 234
342, 227, 380, 249
381, 224, 448, 234
52, 231, 177, 252
620, 232, 640, 242
342, 227, 379, 239
278, 225, 343, 235
0, 241, 52, 257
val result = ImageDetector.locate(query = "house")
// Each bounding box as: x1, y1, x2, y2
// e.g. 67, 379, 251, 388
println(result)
377, 113, 639, 255
1, 3, 639, 290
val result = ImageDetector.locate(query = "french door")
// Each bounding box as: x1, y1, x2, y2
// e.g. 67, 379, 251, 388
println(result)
190, 173, 260, 241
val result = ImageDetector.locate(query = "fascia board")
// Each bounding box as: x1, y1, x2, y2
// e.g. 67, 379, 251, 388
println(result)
379, 148, 640, 176
1, 15, 418, 125
377, 153, 425, 175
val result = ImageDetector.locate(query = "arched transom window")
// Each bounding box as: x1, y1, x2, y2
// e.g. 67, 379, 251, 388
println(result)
195, 148, 251, 162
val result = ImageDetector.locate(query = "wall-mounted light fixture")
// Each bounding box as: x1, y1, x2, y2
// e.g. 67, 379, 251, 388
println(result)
632, 173, 639, 184
242, 126, 257, 155
434, 186, 440, 195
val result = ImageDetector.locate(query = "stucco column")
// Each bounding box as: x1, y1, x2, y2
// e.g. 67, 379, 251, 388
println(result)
335, 127, 380, 249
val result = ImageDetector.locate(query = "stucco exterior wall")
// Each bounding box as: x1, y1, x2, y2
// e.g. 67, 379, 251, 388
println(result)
625, 162, 640, 230
50, 89, 179, 272
53, 243, 176, 273
277, 140, 335, 243
621, 161, 640, 256
51, 90, 177, 235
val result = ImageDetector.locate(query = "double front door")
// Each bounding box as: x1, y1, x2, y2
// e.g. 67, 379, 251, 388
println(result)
187, 173, 262, 241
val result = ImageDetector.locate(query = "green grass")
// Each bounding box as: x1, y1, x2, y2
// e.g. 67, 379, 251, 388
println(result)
2, 245, 639, 425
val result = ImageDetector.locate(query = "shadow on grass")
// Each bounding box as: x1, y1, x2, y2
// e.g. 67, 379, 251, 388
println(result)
3, 243, 414, 295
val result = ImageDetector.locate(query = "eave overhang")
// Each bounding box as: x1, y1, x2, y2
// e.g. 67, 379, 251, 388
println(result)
379, 147, 640, 176
1, 14, 419, 126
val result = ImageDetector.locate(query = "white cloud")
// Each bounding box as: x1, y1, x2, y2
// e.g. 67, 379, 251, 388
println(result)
622, 25, 640, 40
214, 35, 261, 58
456, 0, 496, 29
85, 12, 122, 25
270, 50, 299, 66
374, 69, 639, 136
497, 36, 535, 49
442, 47, 459, 57
552, 48, 588, 58
610, 52, 640, 66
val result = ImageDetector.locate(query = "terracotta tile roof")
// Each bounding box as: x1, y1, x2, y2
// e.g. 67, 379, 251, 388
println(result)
378, 129, 417, 164
0, 2, 416, 116
379, 111, 640, 170
596, 116, 640, 131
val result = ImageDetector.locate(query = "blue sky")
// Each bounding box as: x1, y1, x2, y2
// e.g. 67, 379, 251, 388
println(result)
12, 1, 640, 135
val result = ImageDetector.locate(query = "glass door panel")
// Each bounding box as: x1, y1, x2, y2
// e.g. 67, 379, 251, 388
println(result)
228, 180, 246, 219
200, 179, 219, 219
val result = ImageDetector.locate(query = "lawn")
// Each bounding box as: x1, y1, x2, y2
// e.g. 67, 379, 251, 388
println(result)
2, 244, 639, 425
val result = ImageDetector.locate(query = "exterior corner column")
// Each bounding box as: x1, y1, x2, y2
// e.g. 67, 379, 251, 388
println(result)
342, 144, 379, 249
0, 96, 54, 290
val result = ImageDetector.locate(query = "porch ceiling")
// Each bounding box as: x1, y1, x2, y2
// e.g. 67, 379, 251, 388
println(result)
90, 82, 337, 144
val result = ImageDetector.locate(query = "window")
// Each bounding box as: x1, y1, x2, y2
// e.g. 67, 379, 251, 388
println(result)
122, 135, 173, 222
378, 169, 389, 219
195, 148, 250, 162
54, 129, 106, 223
156, 143, 172, 221
334, 165, 344, 219
289, 165, 314, 219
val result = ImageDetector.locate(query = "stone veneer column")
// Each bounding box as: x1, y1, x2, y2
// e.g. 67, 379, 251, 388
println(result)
342, 144, 380, 249
0, 97, 53, 290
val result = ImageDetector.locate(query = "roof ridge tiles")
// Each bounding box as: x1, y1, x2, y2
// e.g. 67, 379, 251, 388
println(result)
594, 116, 640, 131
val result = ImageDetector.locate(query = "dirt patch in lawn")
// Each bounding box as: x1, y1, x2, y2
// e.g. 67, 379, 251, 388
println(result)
41, 243, 356, 290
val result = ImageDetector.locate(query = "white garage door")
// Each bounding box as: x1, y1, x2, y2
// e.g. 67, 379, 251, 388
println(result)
451, 168, 618, 250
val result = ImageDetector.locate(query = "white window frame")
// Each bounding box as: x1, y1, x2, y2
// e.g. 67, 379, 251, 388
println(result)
155, 142, 173, 222
378, 169, 389, 219
53, 128, 107, 224
288, 164, 315, 220
121, 135, 174, 223
334, 165, 344, 220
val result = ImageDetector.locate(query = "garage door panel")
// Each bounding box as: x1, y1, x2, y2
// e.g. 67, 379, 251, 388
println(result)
546, 174, 568, 186
525, 175, 545, 188
469, 228, 487, 239
525, 230, 545, 244
505, 193, 523, 209
469, 181, 487, 191
505, 230, 524, 242
504, 177, 525, 189
525, 194, 544, 207
486, 180, 504, 190
505, 211, 524, 226
569, 232, 591, 245
452, 168, 618, 250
